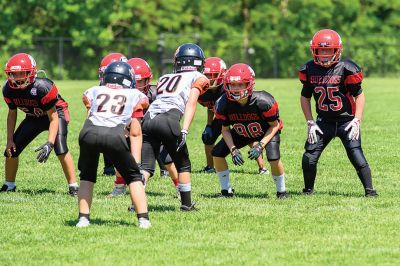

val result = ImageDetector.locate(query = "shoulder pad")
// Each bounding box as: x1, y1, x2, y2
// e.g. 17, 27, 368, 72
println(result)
253, 91, 275, 110
343, 59, 362, 74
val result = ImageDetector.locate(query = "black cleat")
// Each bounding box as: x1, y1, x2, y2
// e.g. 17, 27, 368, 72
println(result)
0, 184, 16, 193
220, 188, 235, 197
68, 186, 79, 196
103, 166, 116, 176
202, 166, 216, 173
180, 203, 198, 212
302, 188, 314, 195
160, 170, 169, 177
276, 191, 289, 199
365, 188, 378, 197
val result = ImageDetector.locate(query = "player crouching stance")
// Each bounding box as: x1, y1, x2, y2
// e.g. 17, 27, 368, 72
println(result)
2, 53, 78, 195
299, 29, 378, 197
212, 64, 288, 198
76, 62, 151, 228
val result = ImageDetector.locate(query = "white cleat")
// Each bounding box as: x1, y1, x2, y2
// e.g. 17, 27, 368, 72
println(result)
76, 217, 90, 228
138, 218, 151, 229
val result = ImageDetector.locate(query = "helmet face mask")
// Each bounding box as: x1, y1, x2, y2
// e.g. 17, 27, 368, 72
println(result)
127, 58, 152, 93
204, 57, 227, 88
224, 63, 255, 102
173, 43, 205, 73
5, 53, 37, 89
310, 29, 342, 67
103, 61, 136, 89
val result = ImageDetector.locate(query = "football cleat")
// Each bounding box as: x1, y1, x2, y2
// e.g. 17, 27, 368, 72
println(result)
138, 218, 151, 229
202, 166, 216, 173
160, 169, 169, 177
365, 188, 378, 197
68, 186, 79, 196
0, 184, 16, 193
76, 217, 90, 228
180, 202, 198, 212
128, 205, 135, 213
108, 185, 126, 197
258, 167, 269, 175
103, 166, 116, 176
302, 188, 314, 195
276, 191, 289, 199
220, 188, 235, 197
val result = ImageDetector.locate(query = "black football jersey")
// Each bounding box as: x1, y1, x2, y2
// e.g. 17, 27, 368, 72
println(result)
198, 84, 225, 111
146, 85, 157, 104
214, 91, 281, 139
299, 60, 363, 122
3, 78, 68, 118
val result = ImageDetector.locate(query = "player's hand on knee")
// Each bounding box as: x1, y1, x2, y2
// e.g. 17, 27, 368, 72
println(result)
248, 142, 264, 160
231, 147, 244, 166
344, 118, 360, 140
176, 129, 188, 152
6, 141, 16, 158
201, 125, 213, 144
35, 141, 54, 163
307, 120, 323, 144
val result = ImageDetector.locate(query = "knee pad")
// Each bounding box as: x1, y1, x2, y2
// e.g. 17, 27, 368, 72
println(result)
302, 152, 317, 171
202, 135, 216, 145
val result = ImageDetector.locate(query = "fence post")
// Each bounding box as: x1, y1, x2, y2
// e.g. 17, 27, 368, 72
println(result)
58, 37, 64, 80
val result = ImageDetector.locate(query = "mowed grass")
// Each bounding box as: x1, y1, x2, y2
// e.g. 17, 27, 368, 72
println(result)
0, 79, 399, 265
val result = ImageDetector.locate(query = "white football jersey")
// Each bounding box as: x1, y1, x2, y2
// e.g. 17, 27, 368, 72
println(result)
147, 71, 209, 118
83, 85, 149, 127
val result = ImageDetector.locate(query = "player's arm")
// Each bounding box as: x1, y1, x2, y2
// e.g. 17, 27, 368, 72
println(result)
206, 109, 214, 125
182, 88, 201, 132
221, 125, 235, 151
259, 120, 280, 147
129, 118, 142, 163
47, 107, 59, 144
300, 96, 313, 121
354, 91, 365, 120
6, 109, 17, 157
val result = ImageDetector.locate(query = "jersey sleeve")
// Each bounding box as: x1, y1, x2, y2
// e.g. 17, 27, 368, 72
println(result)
299, 63, 313, 98
192, 75, 210, 95
82, 87, 94, 109
38, 79, 59, 111
258, 92, 280, 122
147, 85, 157, 104
344, 60, 363, 97
132, 93, 149, 119
214, 95, 229, 126
2, 85, 17, 109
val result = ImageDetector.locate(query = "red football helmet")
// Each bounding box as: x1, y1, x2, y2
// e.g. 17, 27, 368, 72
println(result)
224, 63, 255, 101
98, 52, 127, 81
310, 29, 342, 67
203, 57, 227, 87
5, 53, 38, 89
127, 58, 152, 93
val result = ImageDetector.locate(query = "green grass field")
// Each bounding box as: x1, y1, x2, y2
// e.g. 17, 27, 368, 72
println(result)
1, 79, 399, 265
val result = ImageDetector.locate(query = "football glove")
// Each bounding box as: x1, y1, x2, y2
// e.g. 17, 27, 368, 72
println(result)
201, 125, 213, 144
176, 129, 188, 152
307, 120, 323, 144
231, 147, 244, 166
344, 118, 360, 140
35, 141, 54, 163
248, 142, 264, 160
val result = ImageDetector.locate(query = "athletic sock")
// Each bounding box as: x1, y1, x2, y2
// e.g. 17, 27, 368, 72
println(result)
217, 169, 231, 190
178, 183, 192, 207
5, 181, 16, 189
68, 182, 78, 187
272, 174, 286, 193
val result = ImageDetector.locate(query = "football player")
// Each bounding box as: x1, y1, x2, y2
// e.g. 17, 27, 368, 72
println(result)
98, 52, 127, 176
199, 57, 269, 174
299, 29, 378, 197
1, 53, 79, 195
108, 57, 179, 198
140, 43, 210, 211
76, 61, 150, 228
212, 63, 288, 198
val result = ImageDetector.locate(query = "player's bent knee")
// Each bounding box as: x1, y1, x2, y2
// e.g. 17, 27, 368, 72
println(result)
347, 147, 368, 170
302, 152, 317, 170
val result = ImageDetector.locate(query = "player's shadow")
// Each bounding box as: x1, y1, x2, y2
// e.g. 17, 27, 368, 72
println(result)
148, 204, 176, 212
18, 188, 57, 196
98, 191, 166, 197
200, 192, 269, 199
64, 218, 132, 227
289, 190, 362, 198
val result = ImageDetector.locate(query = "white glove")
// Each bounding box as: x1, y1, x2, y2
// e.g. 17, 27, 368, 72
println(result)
307, 120, 323, 144
344, 118, 360, 140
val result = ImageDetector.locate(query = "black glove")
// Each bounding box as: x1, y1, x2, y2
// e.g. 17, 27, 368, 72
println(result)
231, 147, 244, 166
176, 129, 188, 152
201, 125, 213, 144
35, 141, 54, 163
248, 142, 264, 160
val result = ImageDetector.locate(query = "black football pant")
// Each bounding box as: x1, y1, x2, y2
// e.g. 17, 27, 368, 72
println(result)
141, 109, 191, 177
4, 115, 69, 157
78, 120, 142, 184
302, 118, 373, 192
